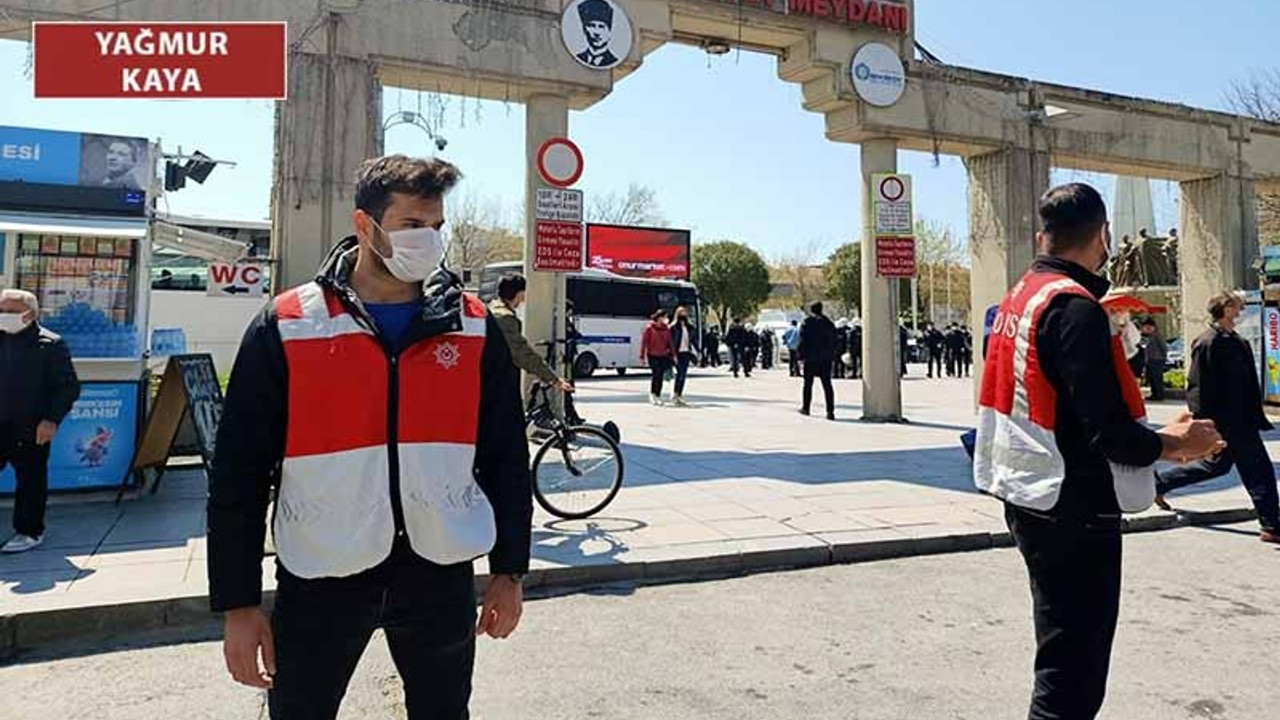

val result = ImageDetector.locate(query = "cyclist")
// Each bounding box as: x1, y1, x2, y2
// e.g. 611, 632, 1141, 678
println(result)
488, 274, 580, 423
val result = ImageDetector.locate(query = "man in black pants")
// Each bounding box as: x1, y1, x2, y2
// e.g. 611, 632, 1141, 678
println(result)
0, 289, 80, 554
974, 183, 1222, 720
1140, 319, 1167, 402
1156, 292, 1280, 543
209, 156, 532, 719
798, 302, 837, 420
924, 323, 944, 379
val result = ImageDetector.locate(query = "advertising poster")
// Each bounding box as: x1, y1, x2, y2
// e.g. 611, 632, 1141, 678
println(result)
0, 125, 150, 189
586, 224, 691, 280
0, 382, 139, 492
1265, 306, 1280, 402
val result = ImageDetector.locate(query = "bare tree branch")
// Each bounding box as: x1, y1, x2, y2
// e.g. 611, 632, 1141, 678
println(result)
588, 183, 666, 226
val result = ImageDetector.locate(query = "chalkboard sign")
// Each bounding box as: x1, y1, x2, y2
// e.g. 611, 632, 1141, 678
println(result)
174, 355, 222, 467
128, 353, 224, 497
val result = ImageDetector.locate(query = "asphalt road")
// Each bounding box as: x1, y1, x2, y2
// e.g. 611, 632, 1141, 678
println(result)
2, 522, 1276, 719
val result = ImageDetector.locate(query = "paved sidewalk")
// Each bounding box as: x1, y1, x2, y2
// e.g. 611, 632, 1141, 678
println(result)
0, 365, 1266, 649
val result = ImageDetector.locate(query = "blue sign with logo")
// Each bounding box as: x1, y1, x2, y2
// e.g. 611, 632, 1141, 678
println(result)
0, 382, 140, 492
0, 126, 82, 185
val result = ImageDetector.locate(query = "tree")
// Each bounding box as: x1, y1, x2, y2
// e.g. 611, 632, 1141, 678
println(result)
588, 183, 666, 226
1228, 71, 1280, 244
446, 190, 522, 279
824, 242, 861, 316
691, 241, 771, 330
914, 219, 971, 326
772, 240, 828, 309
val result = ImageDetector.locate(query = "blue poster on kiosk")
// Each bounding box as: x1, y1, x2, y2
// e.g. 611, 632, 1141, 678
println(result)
0, 383, 139, 492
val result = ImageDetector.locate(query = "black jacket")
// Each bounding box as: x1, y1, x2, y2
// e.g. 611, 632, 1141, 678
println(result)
725, 324, 749, 349
670, 320, 700, 355
207, 237, 532, 612
1031, 256, 1163, 518
1186, 324, 1272, 434
0, 324, 80, 430
798, 314, 837, 364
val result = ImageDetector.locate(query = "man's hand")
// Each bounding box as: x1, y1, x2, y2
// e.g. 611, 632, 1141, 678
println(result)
224, 607, 275, 689
476, 574, 523, 640
1158, 412, 1226, 463
35, 421, 58, 446
556, 378, 575, 394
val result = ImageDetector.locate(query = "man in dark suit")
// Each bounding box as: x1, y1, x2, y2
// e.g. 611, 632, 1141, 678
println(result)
575, 0, 619, 68
1155, 292, 1279, 543
798, 302, 837, 420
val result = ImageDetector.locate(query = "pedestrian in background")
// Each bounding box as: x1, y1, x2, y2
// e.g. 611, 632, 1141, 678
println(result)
961, 326, 974, 378
640, 309, 676, 406
783, 320, 801, 377
849, 323, 863, 379
833, 321, 849, 379
1140, 318, 1167, 401
741, 323, 760, 377
702, 326, 720, 368
975, 182, 1222, 720
1155, 292, 1279, 543
924, 323, 945, 379
899, 324, 909, 378
669, 306, 699, 407
798, 302, 837, 420
725, 319, 749, 378
0, 289, 80, 554
759, 327, 774, 370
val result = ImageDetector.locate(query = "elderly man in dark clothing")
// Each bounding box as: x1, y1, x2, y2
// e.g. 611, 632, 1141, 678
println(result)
798, 302, 838, 420
0, 289, 81, 554
1156, 292, 1280, 543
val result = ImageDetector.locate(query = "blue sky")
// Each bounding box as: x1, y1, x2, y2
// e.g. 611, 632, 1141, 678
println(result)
0, 0, 1274, 261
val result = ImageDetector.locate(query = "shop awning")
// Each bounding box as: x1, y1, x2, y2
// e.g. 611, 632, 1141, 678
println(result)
152, 221, 249, 264
0, 212, 148, 238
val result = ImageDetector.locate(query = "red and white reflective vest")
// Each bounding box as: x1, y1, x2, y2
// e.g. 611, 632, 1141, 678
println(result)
271, 281, 496, 579
974, 271, 1155, 512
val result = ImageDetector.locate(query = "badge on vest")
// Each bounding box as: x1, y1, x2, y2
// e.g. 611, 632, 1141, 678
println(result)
434, 341, 461, 369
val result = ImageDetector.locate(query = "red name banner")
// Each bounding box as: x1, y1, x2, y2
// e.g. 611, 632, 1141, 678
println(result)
33, 22, 287, 99
709, 0, 909, 34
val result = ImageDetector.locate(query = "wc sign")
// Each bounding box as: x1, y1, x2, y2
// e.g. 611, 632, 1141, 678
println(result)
207, 262, 266, 298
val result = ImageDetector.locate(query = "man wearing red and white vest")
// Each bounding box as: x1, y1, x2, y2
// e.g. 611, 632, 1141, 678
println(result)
208, 156, 531, 719
974, 183, 1223, 720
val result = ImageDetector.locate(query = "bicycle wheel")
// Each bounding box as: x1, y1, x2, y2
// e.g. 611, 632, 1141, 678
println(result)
532, 426, 624, 520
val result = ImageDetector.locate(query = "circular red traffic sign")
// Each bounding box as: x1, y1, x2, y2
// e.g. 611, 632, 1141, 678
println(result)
536, 137, 584, 188
879, 176, 905, 202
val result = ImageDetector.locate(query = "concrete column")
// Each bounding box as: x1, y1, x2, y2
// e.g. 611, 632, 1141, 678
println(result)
966, 145, 1050, 395
272, 51, 383, 290
523, 95, 570, 387
1179, 171, 1258, 341
861, 139, 902, 422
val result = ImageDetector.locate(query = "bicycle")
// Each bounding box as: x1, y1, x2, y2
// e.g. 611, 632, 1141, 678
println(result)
526, 382, 625, 520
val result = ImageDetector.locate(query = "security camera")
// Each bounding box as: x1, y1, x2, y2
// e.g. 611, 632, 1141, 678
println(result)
435, 137, 448, 152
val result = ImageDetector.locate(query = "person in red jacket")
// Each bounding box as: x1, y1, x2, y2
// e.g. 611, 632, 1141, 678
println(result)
640, 309, 675, 405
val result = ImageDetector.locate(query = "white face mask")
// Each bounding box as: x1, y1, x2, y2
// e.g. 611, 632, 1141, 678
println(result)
0, 312, 31, 334
369, 218, 445, 283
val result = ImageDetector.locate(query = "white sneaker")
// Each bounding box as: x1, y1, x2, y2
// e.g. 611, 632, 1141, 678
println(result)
671, 396, 689, 407
2, 534, 43, 554
649, 394, 662, 406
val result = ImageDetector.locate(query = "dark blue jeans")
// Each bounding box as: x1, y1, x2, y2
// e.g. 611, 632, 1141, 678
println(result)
269, 557, 477, 720
674, 353, 695, 397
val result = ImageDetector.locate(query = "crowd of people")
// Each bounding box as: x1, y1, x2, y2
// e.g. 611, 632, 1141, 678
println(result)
920, 322, 974, 379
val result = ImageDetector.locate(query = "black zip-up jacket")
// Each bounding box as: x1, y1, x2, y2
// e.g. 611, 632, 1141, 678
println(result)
207, 237, 532, 612
1186, 324, 1272, 434
0, 323, 80, 429
1031, 256, 1163, 519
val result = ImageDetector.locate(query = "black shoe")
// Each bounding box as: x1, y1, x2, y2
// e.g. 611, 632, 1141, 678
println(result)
826, 413, 836, 421
799, 408, 810, 416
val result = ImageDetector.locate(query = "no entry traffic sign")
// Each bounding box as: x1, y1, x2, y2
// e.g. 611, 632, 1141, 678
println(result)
536, 137, 584, 188
872, 173, 913, 238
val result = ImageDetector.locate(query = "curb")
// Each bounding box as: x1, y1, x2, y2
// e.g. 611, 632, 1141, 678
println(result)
1, 506, 1260, 658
